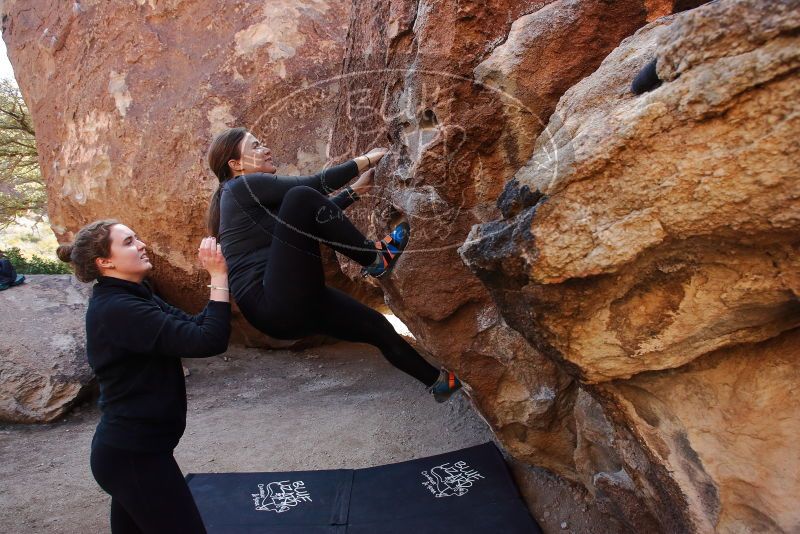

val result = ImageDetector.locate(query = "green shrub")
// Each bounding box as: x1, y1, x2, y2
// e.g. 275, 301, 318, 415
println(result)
2, 246, 72, 275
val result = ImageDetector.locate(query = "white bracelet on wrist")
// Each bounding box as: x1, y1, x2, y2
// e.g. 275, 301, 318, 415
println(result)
207, 284, 229, 292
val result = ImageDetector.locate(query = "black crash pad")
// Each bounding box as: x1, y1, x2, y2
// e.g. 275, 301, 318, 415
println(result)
186, 442, 542, 533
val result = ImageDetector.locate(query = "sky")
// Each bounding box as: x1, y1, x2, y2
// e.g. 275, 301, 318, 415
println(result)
0, 38, 17, 81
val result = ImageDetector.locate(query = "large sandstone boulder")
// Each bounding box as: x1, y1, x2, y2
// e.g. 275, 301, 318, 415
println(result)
0, 0, 383, 345
0, 275, 95, 423
461, 0, 799, 531
328, 0, 670, 480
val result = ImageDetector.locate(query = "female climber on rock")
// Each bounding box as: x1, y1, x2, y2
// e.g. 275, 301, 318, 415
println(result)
206, 127, 462, 401
57, 221, 231, 533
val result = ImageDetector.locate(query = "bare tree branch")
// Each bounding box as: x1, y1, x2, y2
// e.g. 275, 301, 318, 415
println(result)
0, 78, 43, 227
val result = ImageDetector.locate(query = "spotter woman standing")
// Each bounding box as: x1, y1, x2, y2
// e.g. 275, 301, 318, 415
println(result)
57, 220, 230, 533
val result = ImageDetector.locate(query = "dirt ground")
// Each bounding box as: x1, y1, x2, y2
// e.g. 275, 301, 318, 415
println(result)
0, 341, 623, 533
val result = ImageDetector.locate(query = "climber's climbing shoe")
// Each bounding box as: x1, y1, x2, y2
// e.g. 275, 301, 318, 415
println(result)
360, 221, 410, 278
428, 369, 462, 403
631, 57, 662, 95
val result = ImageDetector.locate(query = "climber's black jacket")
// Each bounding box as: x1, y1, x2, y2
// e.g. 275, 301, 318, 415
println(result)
218, 159, 359, 302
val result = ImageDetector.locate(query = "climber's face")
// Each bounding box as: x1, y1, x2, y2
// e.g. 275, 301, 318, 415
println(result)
95, 224, 152, 283
229, 132, 277, 175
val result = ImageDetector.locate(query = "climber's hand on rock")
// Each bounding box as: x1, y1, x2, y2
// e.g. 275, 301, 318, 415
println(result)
352, 168, 375, 197
364, 147, 388, 167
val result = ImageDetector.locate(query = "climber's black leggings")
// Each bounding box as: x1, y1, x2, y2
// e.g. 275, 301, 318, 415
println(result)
90, 437, 206, 534
237, 185, 439, 387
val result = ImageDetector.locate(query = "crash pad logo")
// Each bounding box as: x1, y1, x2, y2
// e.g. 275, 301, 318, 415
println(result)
421, 460, 485, 498
251, 480, 312, 513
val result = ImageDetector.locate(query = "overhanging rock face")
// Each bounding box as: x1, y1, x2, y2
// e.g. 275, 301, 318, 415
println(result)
328, 0, 674, 488
460, 0, 800, 531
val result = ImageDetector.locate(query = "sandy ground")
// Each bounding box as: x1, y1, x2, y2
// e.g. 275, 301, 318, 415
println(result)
0, 341, 624, 533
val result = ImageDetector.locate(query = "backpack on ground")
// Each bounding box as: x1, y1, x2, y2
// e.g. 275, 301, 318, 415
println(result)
0, 257, 25, 290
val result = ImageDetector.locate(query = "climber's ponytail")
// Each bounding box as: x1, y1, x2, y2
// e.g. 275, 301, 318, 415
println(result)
207, 127, 247, 238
